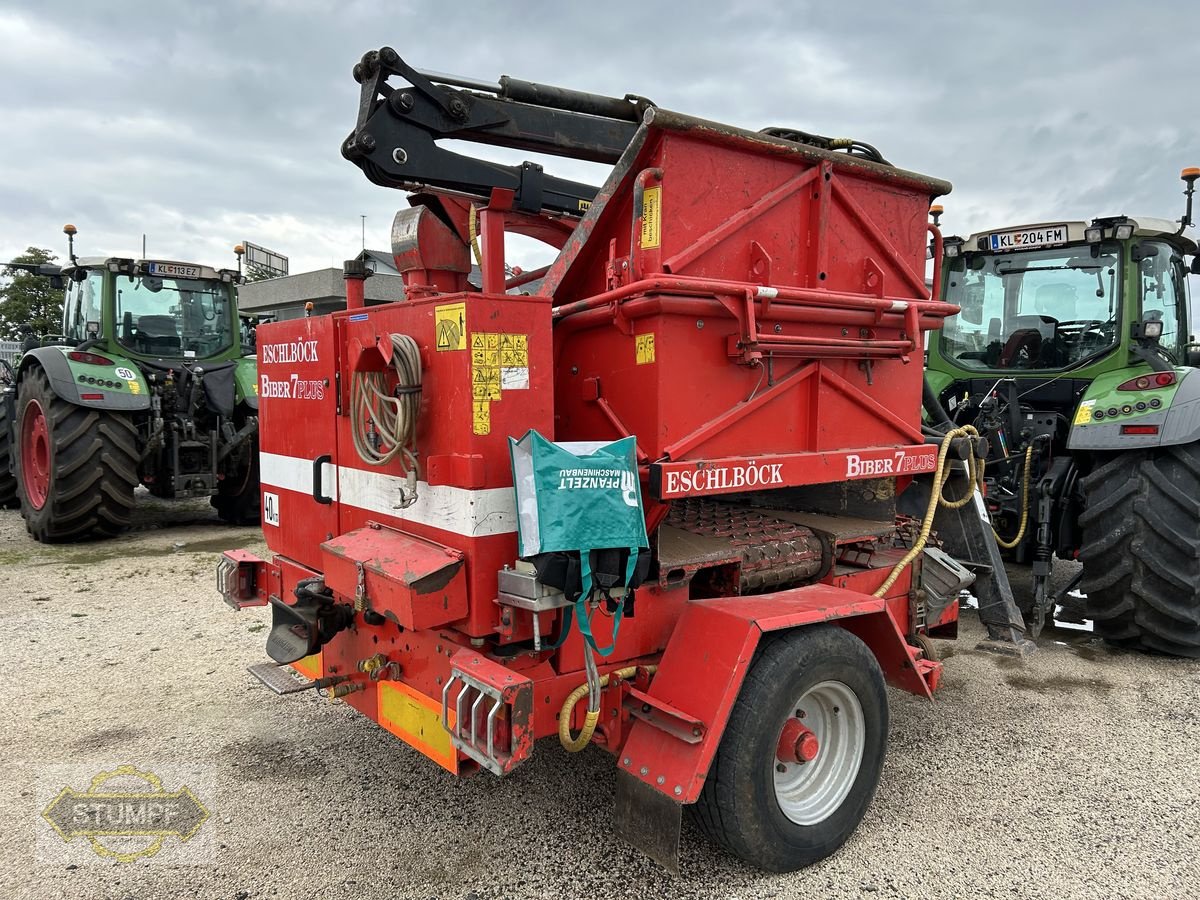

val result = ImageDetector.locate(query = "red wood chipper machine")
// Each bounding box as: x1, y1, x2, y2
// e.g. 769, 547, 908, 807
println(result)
218, 48, 984, 872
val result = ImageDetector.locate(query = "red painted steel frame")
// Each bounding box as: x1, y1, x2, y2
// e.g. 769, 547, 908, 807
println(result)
233, 106, 955, 800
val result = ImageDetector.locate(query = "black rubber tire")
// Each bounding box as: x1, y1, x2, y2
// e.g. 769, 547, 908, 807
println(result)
14, 367, 138, 542
1079, 446, 1200, 658
212, 440, 260, 525
689, 624, 888, 872
0, 393, 18, 508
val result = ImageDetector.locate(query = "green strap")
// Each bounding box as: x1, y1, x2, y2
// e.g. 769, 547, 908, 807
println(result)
541, 605, 575, 651
575, 593, 624, 658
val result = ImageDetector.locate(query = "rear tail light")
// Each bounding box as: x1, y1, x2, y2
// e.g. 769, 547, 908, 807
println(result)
68, 351, 115, 366
1117, 372, 1176, 391
1121, 425, 1159, 436
79, 393, 104, 401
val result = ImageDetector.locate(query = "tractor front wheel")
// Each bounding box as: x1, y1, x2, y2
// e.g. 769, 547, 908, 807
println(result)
690, 624, 888, 872
1079, 445, 1200, 657
14, 367, 138, 542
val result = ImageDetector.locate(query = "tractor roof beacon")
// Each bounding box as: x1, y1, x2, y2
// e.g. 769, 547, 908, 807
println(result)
0, 227, 261, 542
924, 168, 1200, 655
218, 48, 1010, 873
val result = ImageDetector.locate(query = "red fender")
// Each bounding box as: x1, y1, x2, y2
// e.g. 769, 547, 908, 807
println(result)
617, 583, 938, 806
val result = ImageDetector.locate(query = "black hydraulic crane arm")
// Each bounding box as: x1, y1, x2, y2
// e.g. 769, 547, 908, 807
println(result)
342, 47, 653, 216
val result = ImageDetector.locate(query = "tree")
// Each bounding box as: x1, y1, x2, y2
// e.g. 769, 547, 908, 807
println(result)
0, 247, 63, 341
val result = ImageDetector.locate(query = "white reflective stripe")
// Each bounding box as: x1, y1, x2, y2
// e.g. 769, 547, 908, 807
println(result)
756, 286, 779, 299
889, 300, 909, 311
260, 452, 338, 501
259, 452, 516, 538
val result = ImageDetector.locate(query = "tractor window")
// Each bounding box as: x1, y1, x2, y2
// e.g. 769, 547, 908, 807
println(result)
62, 271, 104, 343
114, 276, 235, 359
1137, 241, 1185, 357
940, 243, 1121, 371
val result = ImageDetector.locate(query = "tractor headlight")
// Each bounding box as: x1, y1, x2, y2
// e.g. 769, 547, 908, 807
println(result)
944, 240, 962, 258
1143, 319, 1164, 339
1114, 222, 1135, 240
1084, 226, 1103, 244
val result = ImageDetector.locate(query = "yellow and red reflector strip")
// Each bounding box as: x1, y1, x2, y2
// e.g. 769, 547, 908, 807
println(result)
1121, 425, 1159, 436
79, 392, 104, 401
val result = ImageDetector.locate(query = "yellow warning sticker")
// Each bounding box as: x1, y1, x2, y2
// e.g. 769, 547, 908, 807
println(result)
1074, 399, 1095, 426
472, 400, 491, 435
472, 365, 500, 400
635, 333, 656, 365
640, 185, 662, 250
128, 380, 141, 395
435, 302, 467, 351
484, 332, 500, 351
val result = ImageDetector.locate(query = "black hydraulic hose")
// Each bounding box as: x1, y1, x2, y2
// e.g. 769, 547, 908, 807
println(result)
923, 375, 955, 429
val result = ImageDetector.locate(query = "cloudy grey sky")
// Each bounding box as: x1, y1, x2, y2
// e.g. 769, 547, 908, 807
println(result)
1, 1, 1197, 276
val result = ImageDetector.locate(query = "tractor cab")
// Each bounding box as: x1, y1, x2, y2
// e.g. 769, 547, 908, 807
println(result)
934, 219, 1196, 379
63, 257, 242, 362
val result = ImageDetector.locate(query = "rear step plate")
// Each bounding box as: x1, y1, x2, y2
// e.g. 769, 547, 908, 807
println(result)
247, 662, 314, 695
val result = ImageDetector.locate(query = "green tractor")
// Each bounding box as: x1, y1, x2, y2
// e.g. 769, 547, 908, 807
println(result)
0, 226, 260, 542
924, 168, 1200, 656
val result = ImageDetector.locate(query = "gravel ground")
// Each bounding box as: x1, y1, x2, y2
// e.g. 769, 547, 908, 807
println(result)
2, 496, 1199, 900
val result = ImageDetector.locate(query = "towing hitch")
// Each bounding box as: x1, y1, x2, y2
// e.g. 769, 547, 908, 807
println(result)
265, 579, 355, 665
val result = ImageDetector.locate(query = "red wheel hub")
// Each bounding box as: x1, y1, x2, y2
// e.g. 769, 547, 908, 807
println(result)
777, 718, 819, 764
20, 399, 51, 510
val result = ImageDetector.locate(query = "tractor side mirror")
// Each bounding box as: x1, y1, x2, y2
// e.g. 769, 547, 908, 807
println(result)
1190, 255, 1200, 275
959, 282, 984, 326
49, 275, 64, 290
1187, 346, 1200, 367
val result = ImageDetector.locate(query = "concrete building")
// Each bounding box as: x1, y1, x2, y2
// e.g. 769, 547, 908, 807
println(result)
237, 249, 407, 321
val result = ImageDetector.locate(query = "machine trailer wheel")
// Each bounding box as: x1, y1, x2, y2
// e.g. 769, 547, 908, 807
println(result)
1079, 445, 1200, 658
690, 624, 887, 871
0, 396, 18, 508
14, 367, 138, 542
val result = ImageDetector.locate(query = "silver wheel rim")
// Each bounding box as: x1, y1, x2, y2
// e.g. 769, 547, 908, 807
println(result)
772, 680, 865, 826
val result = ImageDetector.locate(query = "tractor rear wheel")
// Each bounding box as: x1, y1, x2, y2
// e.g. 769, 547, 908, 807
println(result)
690, 624, 887, 872
0, 394, 18, 508
1079, 445, 1200, 658
14, 367, 138, 542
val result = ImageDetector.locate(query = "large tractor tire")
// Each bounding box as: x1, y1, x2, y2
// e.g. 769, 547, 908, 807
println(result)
14, 367, 138, 542
1079, 445, 1200, 658
0, 395, 18, 508
212, 442, 260, 525
690, 624, 888, 871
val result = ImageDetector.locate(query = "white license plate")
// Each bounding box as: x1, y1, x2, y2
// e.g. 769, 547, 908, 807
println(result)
263, 491, 280, 527
148, 262, 200, 278
988, 225, 1069, 252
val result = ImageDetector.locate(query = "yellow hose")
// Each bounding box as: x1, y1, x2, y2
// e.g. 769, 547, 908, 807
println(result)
874, 426, 982, 597
992, 446, 1034, 550
559, 665, 657, 752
